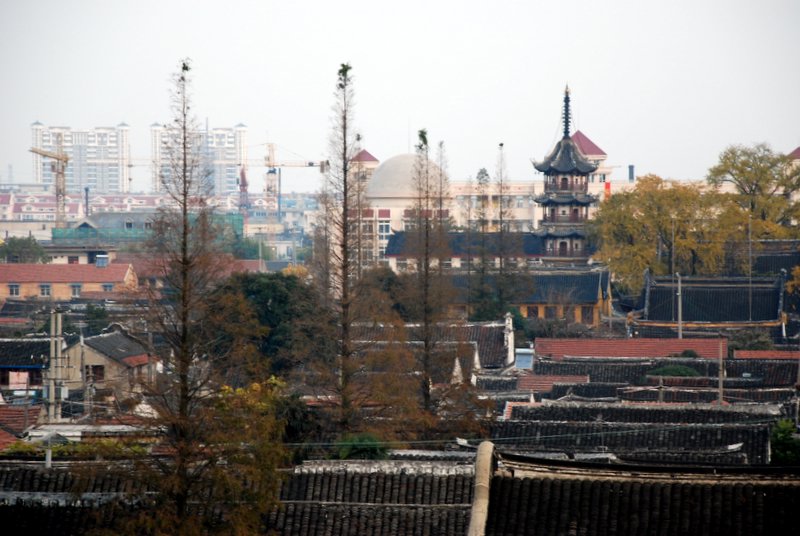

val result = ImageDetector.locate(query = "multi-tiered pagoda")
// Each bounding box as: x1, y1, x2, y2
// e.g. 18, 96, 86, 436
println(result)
533, 87, 598, 261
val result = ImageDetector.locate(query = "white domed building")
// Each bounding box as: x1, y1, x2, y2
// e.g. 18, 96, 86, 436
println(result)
360, 153, 447, 264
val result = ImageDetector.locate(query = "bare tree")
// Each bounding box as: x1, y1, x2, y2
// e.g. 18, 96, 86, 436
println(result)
104, 60, 284, 534
404, 130, 454, 414
316, 63, 365, 431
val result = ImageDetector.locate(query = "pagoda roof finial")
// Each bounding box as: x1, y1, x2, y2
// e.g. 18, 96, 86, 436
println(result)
562, 84, 571, 139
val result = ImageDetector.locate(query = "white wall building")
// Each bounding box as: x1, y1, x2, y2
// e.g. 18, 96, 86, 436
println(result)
150, 123, 247, 195
31, 122, 131, 194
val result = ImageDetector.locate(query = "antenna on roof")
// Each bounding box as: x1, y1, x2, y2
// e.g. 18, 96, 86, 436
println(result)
562, 85, 571, 139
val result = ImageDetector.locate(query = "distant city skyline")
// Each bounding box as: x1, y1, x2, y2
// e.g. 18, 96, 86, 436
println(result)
1, 0, 798, 194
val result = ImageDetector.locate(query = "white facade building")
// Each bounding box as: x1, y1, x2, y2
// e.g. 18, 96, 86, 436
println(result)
150, 123, 247, 195
31, 122, 131, 194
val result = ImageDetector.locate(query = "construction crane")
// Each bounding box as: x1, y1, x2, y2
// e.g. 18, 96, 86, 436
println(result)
264, 143, 327, 220
30, 133, 69, 228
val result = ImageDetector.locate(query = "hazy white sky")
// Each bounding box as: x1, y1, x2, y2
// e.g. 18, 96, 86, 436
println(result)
1, 0, 798, 194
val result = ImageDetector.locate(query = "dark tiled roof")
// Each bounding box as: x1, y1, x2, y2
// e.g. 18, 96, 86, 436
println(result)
485, 469, 800, 535
534, 136, 598, 176
352, 322, 508, 369
385, 232, 546, 258
265, 462, 474, 536
618, 387, 796, 404
508, 401, 780, 424
533, 357, 797, 389
642, 276, 784, 322
534, 338, 726, 359
533, 358, 717, 384
752, 252, 800, 275
532, 193, 596, 206
490, 421, 772, 464
449, 270, 609, 307
549, 382, 628, 400
81, 331, 148, 364
0, 339, 50, 368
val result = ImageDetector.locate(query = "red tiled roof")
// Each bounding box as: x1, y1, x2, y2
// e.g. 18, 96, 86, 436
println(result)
734, 350, 800, 360
352, 149, 379, 163
517, 373, 590, 392
0, 404, 40, 435
503, 401, 537, 420
0, 428, 17, 451
788, 146, 800, 160
0, 263, 133, 284
122, 354, 150, 367
571, 130, 606, 156
534, 338, 727, 360
232, 259, 265, 273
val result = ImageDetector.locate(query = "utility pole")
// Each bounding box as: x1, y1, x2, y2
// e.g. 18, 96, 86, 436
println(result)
47, 310, 64, 422
718, 337, 725, 405
676, 273, 683, 339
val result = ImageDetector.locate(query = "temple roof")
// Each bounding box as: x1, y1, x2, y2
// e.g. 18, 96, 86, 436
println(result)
533, 87, 598, 176
534, 193, 596, 206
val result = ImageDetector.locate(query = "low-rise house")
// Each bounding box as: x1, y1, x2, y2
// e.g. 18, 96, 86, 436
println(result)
0, 262, 137, 301
0, 338, 49, 398
64, 327, 155, 400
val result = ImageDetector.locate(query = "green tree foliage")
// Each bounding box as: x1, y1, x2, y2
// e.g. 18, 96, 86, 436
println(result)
727, 329, 774, 357
336, 433, 388, 460
770, 419, 800, 465
590, 174, 753, 293
0, 236, 48, 263
471, 167, 498, 320
223, 271, 336, 375
647, 365, 701, 377
708, 143, 800, 229
84, 303, 109, 336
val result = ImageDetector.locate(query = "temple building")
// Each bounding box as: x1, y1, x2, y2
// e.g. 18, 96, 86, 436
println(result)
532, 87, 599, 261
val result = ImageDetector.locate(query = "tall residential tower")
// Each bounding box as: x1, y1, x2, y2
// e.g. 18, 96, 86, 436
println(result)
31, 122, 131, 194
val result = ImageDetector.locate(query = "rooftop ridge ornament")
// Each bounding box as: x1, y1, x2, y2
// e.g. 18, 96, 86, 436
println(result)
562, 84, 571, 139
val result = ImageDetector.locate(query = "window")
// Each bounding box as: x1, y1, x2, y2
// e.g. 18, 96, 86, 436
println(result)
40, 284, 51, 297
545, 306, 557, 319
102, 283, 114, 292
582, 306, 595, 325
68, 256, 79, 264
8, 284, 19, 297
125, 220, 133, 229
526, 306, 539, 318
71, 284, 82, 297
85, 365, 105, 382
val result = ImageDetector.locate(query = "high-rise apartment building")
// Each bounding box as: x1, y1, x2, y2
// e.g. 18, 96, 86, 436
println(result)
150, 123, 247, 195
31, 122, 131, 194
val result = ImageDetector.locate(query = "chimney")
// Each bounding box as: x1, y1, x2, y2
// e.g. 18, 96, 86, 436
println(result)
504, 312, 515, 366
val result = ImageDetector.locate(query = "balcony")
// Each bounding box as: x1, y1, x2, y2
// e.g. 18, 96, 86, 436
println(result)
543, 181, 588, 194
540, 214, 587, 225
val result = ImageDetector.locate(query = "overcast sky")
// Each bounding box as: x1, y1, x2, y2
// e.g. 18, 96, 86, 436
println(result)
1, 0, 798, 194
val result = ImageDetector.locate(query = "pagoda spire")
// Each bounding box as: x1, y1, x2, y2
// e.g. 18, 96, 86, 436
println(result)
562, 84, 571, 139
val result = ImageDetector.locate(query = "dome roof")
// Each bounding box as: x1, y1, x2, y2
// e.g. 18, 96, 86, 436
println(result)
366, 153, 441, 198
